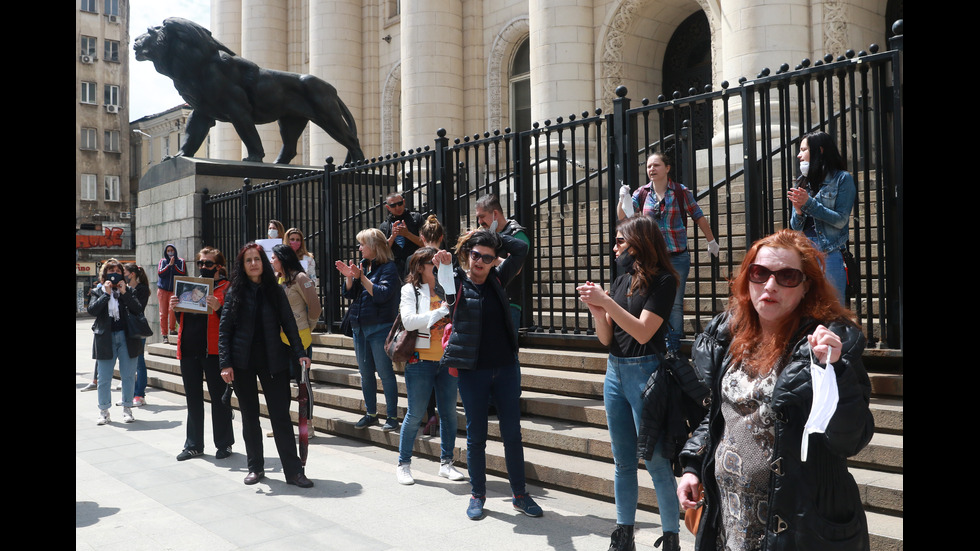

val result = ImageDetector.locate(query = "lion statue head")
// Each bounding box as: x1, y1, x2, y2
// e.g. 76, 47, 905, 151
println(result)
134, 17, 236, 77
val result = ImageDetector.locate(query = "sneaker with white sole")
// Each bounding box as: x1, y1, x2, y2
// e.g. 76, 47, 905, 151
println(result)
80, 382, 97, 392
122, 407, 135, 423
133, 396, 146, 407
396, 463, 415, 485
439, 460, 466, 481
97, 409, 110, 425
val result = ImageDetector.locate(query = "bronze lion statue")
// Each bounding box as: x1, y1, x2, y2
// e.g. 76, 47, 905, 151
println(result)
135, 17, 364, 165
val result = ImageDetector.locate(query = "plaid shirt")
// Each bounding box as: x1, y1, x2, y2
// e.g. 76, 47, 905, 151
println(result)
631, 180, 705, 253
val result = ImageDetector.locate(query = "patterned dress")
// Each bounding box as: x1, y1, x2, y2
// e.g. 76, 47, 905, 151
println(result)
714, 363, 779, 550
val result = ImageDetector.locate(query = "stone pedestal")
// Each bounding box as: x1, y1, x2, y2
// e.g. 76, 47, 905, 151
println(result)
135, 157, 319, 341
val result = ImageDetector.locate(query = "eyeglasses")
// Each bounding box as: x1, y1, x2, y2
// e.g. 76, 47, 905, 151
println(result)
197, 260, 217, 268
747, 264, 806, 288
387, 200, 404, 208
469, 250, 496, 265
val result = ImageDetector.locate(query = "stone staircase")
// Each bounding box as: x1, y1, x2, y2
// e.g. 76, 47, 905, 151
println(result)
143, 331, 903, 550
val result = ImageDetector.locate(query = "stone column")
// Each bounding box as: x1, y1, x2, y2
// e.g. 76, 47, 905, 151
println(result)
309, 0, 362, 166
400, 0, 464, 150
718, 0, 810, 144
210, 0, 242, 162
528, 0, 594, 125
239, 0, 288, 162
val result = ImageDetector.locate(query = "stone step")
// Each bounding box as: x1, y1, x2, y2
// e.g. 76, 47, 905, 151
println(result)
138, 359, 904, 523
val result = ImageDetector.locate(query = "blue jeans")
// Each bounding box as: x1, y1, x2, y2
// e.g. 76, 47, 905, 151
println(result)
667, 252, 691, 352
97, 330, 137, 411
457, 358, 525, 497
352, 322, 398, 418
398, 360, 459, 464
604, 353, 680, 531
824, 248, 847, 304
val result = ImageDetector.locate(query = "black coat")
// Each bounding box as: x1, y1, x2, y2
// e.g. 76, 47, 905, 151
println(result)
218, 281, 306, 375
679, 313, 873, 551
88, 286, 146, 360
440, 234, 528, 370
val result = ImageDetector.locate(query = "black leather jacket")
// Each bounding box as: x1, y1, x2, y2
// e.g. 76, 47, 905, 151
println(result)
680, 312, 873, 551
88, 286, 145, 360
218, 281, 306, 375
440, 234, 528, 370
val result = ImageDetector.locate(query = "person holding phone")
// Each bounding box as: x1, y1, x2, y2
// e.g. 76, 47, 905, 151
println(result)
89, 259, 145, 425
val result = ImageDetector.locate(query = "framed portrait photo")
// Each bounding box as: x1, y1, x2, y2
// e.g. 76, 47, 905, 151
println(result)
174, 276, 215, 314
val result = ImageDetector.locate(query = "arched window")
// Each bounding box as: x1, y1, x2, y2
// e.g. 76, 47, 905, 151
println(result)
510, 38, 531, 132
663, 11, 711, 150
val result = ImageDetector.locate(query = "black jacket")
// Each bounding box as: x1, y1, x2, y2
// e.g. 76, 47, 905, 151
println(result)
88, 286, 145, 360
679, 312, 873, 551
636, 353, 709, 474
218, 281, 306, 375
440, 234, 528, 370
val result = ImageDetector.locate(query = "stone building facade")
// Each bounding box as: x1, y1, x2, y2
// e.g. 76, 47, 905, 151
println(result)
206, 0, 898, 166
77, 0, 133, 311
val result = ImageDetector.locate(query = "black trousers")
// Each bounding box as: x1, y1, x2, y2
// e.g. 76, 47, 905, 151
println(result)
179, 355, 235, 452
234, 364, 302, 477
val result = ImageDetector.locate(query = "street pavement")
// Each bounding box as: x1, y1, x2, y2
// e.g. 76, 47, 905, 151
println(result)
76, 319, 693, 550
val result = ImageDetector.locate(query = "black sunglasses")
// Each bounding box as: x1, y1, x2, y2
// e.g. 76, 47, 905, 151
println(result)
197, 260, 217, 268
387, 200, 405, 208
469, 250, 496, 265
747, 264, 806, 288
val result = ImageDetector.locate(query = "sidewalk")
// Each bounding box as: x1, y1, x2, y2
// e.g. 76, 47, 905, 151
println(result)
76, 319, 689, 550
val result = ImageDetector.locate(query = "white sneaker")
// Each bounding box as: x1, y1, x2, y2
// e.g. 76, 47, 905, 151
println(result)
396, 463, 415, 485
133, 396, 146, 407
439, 460, 466, 481
122, 407, 135, 423
97, 409, 111, 425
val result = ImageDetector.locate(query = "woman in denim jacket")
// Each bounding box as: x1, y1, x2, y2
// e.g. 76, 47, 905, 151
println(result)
788, 131, 855, 303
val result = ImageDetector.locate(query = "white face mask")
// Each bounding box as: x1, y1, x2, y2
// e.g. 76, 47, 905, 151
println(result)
488, 218, 499, 233
268, 229, 279, 239
799, 161, 810, 177
437, 262, 456, 302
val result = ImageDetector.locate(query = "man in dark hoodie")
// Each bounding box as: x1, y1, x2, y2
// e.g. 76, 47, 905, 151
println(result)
378, 192, 424, 277
156, 243, 186, 342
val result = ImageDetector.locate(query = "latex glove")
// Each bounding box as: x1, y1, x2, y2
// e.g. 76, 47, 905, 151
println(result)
619, 185, 634, 218
706, 239, 720, 257
428, 304, 450, 327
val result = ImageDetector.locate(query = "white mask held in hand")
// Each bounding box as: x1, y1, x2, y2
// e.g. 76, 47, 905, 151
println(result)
619, 185, 634, 218
438, 262, 456, 304
801, 348, 839, 462
799, 161, 810, 177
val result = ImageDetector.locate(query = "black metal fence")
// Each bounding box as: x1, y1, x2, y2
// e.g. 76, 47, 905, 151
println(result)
203, 24, 903, 349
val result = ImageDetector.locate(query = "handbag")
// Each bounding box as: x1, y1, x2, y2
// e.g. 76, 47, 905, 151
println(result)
339, 308, 353, 337
126, 310, 154, 338
684, 484, 705, 535
384, 313, 418, 363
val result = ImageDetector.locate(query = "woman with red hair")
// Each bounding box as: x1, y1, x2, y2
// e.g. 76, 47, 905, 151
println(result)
677, 229, 872, 551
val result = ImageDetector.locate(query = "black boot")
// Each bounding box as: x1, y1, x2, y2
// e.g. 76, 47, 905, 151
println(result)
608, 524, 635, 551
654, 531, 680, 551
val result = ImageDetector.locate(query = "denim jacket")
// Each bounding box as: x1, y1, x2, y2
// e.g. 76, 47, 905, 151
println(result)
790, 170, 855, 252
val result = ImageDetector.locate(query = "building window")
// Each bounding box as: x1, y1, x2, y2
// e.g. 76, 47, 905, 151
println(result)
81, 128, 98, 150
104, 130, 120, 152
81, 0, 97, 13
104, 0, 118, 16
162, 135, 170, 158
104, 175, 120, 202
81, 174, 97, 201
81, 36, 97, 58
510, 38, 531, 132
81, 81, 97, 104
104, 40, 119, 62
104, 85, 119, 107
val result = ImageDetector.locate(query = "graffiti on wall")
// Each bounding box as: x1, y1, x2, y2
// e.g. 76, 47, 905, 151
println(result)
76, 227, 125, 249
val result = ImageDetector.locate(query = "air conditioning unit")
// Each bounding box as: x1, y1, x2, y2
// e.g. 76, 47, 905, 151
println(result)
80, 55, 93, 64
120, 212, 132, 220
106, 105, 119, 114
108, 15, 118, 23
